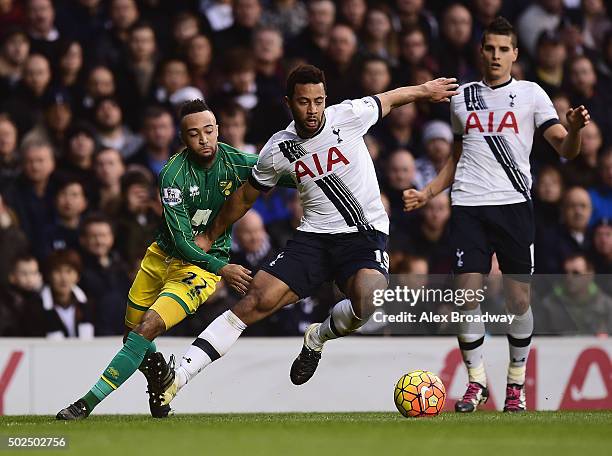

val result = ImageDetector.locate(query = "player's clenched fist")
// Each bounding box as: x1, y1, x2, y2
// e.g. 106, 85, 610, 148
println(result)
566, 105, 590, 130
421, 77, 459, 103
403, 188, 430, 212
219, 264, 252, 295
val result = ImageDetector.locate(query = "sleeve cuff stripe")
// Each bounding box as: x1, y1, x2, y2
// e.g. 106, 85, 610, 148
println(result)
248, 173, 273, 193
539, 118, 560, 133
372, 95, 383, 124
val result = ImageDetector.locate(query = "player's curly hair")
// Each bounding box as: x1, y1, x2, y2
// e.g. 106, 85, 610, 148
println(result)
482, 16, 517, 48
286, 65, 327, 99
179, 99, 211, 119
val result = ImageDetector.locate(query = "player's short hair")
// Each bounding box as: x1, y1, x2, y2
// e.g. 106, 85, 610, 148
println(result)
286, 65, 327, 99
179, 99, 211, 119
481, 16, 517, 48
45, 249, 82, 277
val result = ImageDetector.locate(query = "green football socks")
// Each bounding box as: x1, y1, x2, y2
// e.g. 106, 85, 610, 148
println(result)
81, 332, 153, 413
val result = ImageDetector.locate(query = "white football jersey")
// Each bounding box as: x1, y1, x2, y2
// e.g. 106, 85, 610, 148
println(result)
250, 96, 389, 235
450, 78, 559, 206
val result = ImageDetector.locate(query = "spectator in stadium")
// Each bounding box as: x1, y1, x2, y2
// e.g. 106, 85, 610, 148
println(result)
53, 40, 84, 100
360, 7, 397, 64
57, 123, 98, 193
79, 65, 117, 118
588, 147, 612, 225
359, 56, 392, 97
260, 0, 308, 39
218, 103, 256, 154
567, 55, 612, 143
287, 0, 335, 67
128, 106, 176, 178
94, 0, 140, 66
185, 34, 214, 97
171, 11, 201, 53
470, 0, 502, 42
321, 24, 360, 105
517, 0, 565, 58
591, 219, 612, 287
536, 186, 593, 273
528, 31, 567, 96
0, 28, 30, 98
25, 0, 61, 61
43, 179, 88, 258
21, 88, 73, 156
414, 120, 453, 190
231, 209, 277, 274
93, 147, 125, 214
580, 0, 612, 51
214, 0, 263, 54
339, 0, 367, 33
2, 53, 51, 135
115, 21, 158, 114
93, 96, 142, 160
266, 189, 302, 250
55, 0, 105, 48
533, 165, 564, 232
394, 27, 437, 87
563, 120, 602, 188
0, 115, 20, 192
114, 170, 160, 267
0, 253, 46, 337
374, 102, 418, 156
79, 214, 131, 336
406, 193, 453, 274
154, 58, 193, 106
253, 26, 285, 101
597, 30, 612, 80
41, 249, 94, 339
395, 0, 438, 42
0, 194, 29, 287
5, 141, 56, 260
536, 253, 612, 335
437, 3, 478, 84
383, 148, 418, 215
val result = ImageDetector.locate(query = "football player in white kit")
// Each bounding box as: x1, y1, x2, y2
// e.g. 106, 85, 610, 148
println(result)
156, 65, 458, 405
404, 17, 590, 412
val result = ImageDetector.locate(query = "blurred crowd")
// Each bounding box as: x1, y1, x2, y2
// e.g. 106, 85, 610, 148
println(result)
0, 0, 611, 338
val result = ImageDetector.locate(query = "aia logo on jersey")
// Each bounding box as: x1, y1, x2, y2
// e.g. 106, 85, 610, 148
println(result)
295, 147, 350, 183
465, 111, 519, 134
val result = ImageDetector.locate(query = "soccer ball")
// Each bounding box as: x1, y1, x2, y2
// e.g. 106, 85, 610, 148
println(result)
394, 370, 446, 417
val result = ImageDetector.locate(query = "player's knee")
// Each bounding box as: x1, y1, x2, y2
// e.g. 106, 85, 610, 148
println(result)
506, 296, 530, 315
133, 311, 165, 340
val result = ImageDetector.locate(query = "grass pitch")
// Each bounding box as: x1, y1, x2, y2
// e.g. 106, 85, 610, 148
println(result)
2, 411, 611, 456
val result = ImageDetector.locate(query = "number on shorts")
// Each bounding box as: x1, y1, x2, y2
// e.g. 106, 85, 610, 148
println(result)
375, 249, 390, 272
181, 271, 197, 285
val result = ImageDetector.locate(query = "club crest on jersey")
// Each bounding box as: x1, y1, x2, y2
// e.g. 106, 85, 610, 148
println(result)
332, 127, 343, 143
219, 180, 233, 196
456, 249, 464, 267
189, 185, 200, 197
509, 93, 517, 107
294, 147, 350, 183
162, 188, 182, 206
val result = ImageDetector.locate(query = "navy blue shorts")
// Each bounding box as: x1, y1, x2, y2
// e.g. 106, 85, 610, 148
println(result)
450, 201, 534, 279
260, 230, 389, 299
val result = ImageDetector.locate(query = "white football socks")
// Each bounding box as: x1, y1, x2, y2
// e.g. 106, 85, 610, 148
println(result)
507, 307, 533, 385
457, 305, 487, 386
307, 299, 365, 351
175, 310, 247, 390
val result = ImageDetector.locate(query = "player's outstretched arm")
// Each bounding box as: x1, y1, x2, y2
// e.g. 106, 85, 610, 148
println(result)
403, 141, 463, 211
198, 181, 261, 250
376, 78, 459, 117
544, 105, 590, 160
